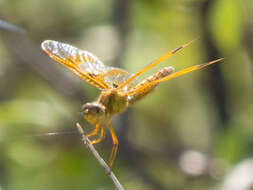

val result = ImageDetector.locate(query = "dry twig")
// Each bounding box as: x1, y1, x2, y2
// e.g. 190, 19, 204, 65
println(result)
76, 123, 124, 190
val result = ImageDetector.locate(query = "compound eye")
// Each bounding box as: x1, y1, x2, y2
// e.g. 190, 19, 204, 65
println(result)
94, 106, 102, 113
82, 103, 92, 114
82, 103, 105, 117
83, 108, 89, 114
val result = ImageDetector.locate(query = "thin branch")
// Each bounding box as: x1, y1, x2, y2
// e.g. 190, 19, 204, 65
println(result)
76, 123, 124, 190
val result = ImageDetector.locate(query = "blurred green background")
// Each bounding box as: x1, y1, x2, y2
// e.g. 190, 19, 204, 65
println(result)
0, 0, 253, 189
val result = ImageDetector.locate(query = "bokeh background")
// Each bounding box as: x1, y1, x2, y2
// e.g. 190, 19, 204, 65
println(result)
0, 0, 252, 190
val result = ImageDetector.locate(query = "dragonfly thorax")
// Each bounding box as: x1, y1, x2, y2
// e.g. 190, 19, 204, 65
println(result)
98, 90, 128, 116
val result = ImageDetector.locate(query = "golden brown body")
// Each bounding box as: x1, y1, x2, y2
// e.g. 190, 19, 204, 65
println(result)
41, 39, 223, 168
99, 90, 128, 116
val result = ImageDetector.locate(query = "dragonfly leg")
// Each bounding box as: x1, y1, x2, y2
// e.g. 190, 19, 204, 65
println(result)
87, 124, 100, 138
108, 120, 118, 168
90, 124, 106, 145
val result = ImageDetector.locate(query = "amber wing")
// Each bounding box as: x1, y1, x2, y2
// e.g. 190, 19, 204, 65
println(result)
41, 40, 137, 91
41, 41, 124, 90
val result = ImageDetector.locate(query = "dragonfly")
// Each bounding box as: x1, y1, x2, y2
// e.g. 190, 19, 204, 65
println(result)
41, 39, 223, 168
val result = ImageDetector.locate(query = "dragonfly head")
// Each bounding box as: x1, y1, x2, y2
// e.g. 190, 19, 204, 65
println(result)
82, 102, 106, 125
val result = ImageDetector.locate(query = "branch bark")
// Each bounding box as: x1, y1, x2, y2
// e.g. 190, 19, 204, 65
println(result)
76, 123, 124, 190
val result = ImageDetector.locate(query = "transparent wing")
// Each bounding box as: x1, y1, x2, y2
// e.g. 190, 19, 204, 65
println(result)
100, 68, 137, 91
127, 58, 224, 97
41, 40, 111, 89
41, 40, 137, 91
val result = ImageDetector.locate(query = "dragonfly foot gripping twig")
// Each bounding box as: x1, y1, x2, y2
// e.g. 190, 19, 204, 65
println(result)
76, 123, 124, 190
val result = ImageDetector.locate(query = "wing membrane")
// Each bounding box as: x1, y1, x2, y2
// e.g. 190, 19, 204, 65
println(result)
116, 39, 196, 90
127, 58, 224, 96
100, 68, 136, 91
42, 40, 137, 91
41, 40, 110, 89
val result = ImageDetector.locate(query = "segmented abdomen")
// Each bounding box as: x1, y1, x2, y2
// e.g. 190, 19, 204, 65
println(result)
128, 66, 174, 105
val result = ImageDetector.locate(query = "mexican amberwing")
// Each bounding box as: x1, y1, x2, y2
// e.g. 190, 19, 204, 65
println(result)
41, 40, 223, 168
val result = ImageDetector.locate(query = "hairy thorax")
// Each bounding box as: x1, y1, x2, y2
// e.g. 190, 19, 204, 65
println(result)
98, 90, 128, 116
82, 90, 128, 125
